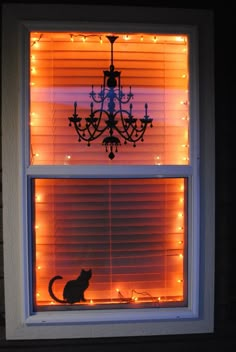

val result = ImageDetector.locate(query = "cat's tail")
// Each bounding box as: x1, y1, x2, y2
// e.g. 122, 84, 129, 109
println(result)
48, 275, 66, 304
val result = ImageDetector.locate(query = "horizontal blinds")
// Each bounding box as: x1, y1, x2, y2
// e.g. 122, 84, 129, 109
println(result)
30, 32, 189, 165
34, 178, 187, 308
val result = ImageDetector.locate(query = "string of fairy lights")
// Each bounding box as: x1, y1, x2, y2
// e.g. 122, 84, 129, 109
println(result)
31, 32, 187, 47
34, 181, 185, 306
31, 32, 187, 305
30, 32, 189, 165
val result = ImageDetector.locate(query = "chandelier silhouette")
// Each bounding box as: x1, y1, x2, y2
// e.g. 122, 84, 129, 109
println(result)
68, 35, 153, 160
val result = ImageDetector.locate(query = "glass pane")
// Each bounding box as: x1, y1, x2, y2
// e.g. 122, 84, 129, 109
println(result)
32, 178, 188, 311
30, 32, 190, 165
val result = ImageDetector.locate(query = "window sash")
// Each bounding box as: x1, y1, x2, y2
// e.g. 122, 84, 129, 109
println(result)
31, 177, 188, 310
29, 31, 190, 166
27, 24, 195, 317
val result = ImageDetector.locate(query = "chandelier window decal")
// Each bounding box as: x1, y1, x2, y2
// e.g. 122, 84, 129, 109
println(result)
68, 35, 153, 160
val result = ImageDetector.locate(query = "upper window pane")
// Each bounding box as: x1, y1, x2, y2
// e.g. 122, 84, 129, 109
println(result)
30, 32, 189, 165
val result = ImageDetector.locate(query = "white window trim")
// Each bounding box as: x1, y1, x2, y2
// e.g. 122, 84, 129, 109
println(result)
1, 4, 215, 340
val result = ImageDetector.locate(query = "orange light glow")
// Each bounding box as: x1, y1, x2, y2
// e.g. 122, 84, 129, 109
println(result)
30, 31, 189, 166
30, 31, 188, 309
33, 177, 187, 308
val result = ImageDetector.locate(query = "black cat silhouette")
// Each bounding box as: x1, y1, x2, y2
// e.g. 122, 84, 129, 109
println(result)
48, 269, 92, 304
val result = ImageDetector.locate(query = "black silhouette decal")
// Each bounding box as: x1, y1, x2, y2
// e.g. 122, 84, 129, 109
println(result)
48, 269, 92, 304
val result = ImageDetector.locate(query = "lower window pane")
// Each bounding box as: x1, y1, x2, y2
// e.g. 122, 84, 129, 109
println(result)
31, 178, 188, 311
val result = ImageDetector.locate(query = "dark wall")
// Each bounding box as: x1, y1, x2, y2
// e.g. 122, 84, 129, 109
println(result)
0, 1, 235, 350
214, 3, 234, 326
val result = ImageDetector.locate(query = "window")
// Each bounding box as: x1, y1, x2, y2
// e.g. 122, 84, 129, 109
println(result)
2, 4, 215, 340
31, 31, 189, 310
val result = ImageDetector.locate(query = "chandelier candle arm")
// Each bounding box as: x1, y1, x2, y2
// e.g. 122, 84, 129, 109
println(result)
68, 35, 153, 160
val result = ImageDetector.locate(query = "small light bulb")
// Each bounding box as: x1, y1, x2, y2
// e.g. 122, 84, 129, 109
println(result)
35, 194, 41, 201
176, 36, 184, 42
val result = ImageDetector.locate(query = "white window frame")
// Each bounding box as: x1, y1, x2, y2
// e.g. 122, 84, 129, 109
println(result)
1, 4, 215, 340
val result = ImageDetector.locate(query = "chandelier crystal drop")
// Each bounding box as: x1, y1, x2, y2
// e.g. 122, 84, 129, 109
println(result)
68, 35, 153, 160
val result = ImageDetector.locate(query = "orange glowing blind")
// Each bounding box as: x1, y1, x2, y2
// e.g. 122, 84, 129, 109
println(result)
30, 32, 189, 165
33, 178, 187, 309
